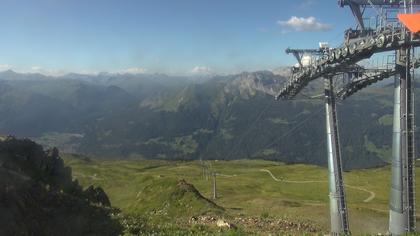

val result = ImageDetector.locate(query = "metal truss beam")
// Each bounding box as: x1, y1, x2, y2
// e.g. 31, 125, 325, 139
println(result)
337, 56, 420, 100
339, 0, 420, 7
337, 69, 397, 99
276, 29, 420, 100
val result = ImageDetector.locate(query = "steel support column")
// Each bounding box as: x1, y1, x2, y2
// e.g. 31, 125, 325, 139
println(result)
389, 48, 416, 235
325, 76, 350, 235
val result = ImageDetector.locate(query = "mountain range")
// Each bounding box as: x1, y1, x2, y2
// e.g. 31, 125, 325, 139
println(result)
0, 69, 412, 169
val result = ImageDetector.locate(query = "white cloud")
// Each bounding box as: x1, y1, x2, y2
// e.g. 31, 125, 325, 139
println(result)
120, 67, 147, 74
190, 66, 212, 74
0, 64, 12, 71
77, 69, 100, 75
277, 16, 332, 32
29, 66, 67, 76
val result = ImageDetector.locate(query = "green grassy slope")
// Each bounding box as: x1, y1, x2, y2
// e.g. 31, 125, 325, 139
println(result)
64, 155, 420, 235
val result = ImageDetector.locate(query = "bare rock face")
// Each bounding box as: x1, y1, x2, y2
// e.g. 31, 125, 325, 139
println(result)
225, 71, 287, 98
0, 138, 76, 192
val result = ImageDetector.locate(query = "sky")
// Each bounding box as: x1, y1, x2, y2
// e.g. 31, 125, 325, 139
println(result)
0, 0, 358, 75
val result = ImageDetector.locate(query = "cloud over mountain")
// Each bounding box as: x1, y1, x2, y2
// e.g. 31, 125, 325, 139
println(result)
0, 64, 12, 71
120, 67, 147, 74
191, 66, 212, 75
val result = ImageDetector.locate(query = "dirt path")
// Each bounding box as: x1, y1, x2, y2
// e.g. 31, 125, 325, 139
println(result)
345, 184, 376, 203
259, 169, 325, 183
259, 169, 376, 203
217, 174, 237, 178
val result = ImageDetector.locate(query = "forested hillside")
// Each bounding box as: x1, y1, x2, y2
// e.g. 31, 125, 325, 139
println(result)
0, 70, 411, 169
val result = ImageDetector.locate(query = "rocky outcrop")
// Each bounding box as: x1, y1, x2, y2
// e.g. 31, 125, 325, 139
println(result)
84, 185, 111, 206
0, 136, 122, 236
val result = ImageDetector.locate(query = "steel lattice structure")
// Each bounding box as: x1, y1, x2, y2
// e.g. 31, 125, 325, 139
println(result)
276, 28, 420, 100
274, 1, 420, 235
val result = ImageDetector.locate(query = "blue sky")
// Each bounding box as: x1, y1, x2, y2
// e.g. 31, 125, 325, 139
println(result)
0, 0, 357, 75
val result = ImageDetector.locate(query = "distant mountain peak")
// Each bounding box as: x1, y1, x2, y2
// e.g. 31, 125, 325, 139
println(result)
0, 69, 52, 81
228, 70, 286, 96
0, 69, 18, 75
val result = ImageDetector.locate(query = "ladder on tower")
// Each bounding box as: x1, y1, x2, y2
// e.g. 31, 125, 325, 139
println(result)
406, 61, 416, 231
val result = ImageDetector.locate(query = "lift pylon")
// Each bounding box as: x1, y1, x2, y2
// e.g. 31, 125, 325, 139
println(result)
274, 1, 420, 235
389, 47, 416, 235
325, 76, 350, 235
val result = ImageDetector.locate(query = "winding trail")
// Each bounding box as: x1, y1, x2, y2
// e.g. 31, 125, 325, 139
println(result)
217, 174, 237, 178
345, 185, 376, 203
260, 169, 325, 183
259, 169, 376, 203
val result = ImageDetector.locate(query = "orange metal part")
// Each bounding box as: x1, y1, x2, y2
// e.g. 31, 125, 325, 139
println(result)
398, 12, 420, 33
